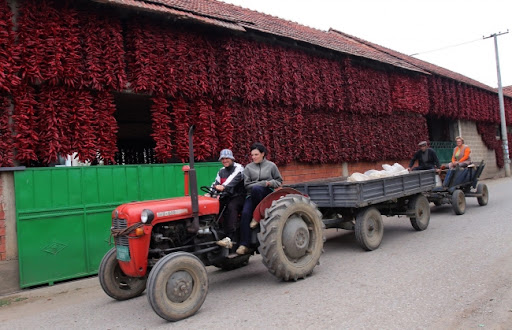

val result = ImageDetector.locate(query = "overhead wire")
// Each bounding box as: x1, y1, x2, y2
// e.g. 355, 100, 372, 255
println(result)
409, 37, 482, 57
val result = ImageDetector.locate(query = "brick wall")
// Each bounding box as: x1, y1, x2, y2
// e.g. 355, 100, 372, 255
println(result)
458, 120, 503, 179
280, 160, 410, 184
0, 176, 5, 261
280, 162, 343, 184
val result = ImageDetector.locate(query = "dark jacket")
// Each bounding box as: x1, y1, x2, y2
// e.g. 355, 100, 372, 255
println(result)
409, 148, 440, 169
211, 162, 245, 197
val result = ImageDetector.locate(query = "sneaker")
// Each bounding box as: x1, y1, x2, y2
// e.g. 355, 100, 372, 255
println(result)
216, 237, 233, 249
250, 219, 259, 229
236, 245, 250, 255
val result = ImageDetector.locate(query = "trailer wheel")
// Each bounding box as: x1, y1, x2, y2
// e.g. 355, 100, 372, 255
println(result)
476, 183, 489, 206
147, 252, 208, 322
98, 247, 147, 301
258, 194, 325, 281
355, 207, 383, 251
451, 189, 466, 215
409, 194, 430, 231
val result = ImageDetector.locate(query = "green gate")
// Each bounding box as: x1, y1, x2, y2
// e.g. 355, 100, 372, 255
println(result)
431, 141, 456, 165
14, 163, 221, 288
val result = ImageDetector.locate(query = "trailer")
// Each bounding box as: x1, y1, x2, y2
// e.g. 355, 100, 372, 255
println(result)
426, 160, 488, 215
288, 170, 436, 251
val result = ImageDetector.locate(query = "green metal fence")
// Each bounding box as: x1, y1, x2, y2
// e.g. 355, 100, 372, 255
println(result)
431, 141, 456, 165
14, 163, 221, 288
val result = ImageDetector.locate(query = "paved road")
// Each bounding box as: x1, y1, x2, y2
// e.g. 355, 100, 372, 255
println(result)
1, 177, 511, 329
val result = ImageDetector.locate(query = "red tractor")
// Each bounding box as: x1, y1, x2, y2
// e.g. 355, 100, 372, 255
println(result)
99, 126, 325, 321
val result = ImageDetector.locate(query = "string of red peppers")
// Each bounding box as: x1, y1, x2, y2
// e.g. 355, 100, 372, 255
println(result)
0, 94, 13, 167
150, 96, 173, 162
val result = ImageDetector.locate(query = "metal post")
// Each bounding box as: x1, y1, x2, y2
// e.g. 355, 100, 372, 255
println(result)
484, 31, 510, 177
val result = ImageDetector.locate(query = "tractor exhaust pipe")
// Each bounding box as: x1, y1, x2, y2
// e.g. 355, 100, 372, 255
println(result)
187, 125, 200, 233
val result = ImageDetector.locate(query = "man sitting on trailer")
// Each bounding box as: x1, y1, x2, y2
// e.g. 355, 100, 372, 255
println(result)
407, 141, 441, 171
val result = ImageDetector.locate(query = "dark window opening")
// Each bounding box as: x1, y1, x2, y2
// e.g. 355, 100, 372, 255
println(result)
113, 93, 156, 164
426, 116, 453, 142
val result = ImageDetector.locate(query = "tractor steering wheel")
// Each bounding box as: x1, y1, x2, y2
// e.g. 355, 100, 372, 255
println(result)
200, 185, 227, 199
200, 186, 216, 195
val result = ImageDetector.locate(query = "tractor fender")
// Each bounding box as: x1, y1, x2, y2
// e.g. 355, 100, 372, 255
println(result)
252, 187, 306, 224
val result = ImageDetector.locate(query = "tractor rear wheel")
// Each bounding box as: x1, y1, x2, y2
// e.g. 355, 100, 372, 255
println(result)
451, 189, 466, 215
258, 194, 325, 281
98, 248, 147, 301
409, 194, 431, 231
355, 207, 383, 251
476, 183, 489, 206
147, 252, 208, 322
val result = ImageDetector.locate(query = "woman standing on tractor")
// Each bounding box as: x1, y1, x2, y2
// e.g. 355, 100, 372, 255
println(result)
237, 143, 283, 255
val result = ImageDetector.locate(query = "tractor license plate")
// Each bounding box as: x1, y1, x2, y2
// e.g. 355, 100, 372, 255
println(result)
116, 245, 130, 262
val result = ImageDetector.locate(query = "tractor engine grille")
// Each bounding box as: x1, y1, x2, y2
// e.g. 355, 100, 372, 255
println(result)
112, 218, 129, 247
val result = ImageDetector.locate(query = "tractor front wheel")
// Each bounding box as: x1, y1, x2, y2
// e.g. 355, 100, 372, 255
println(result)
258, 194, 325, 281
98, 248, 147, 301
147, 252, 208, 322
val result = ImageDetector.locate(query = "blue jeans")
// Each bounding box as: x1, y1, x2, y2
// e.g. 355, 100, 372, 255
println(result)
239, 185, 272, 246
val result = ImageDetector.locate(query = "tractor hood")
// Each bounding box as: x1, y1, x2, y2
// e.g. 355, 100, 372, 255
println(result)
113, 196, 220, 224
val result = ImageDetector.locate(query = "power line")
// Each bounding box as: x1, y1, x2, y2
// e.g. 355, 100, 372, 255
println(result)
409, 38, 482, 57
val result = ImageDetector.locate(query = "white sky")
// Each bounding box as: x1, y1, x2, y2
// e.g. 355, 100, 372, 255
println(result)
220, 0, 512, 88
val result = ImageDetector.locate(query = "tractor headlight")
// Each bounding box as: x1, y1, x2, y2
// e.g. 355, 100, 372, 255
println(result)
140, 209, 154, 224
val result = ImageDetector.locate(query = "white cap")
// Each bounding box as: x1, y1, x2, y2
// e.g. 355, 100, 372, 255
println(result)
218, 149, 235, 161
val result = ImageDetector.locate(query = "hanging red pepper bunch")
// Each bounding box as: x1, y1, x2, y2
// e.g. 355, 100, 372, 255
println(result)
276, 46, 298, 107
171, 98, 191, 161
218, 37, 245, 100
35, 85, 97, 164
456, 83, 472, 120
505, 97, 512, 123
345, 59, 392, 115
176, 30, 211, 99
427, 76, 443, 117
35, 86, 62, 164
67, 89, 97, 162
230, 101, 258, 163
259, 43, 280, 106
476, 122, 504, 168
125, 18, 156, 94
190, 98, 216, 161
389, 72, 429, 115
0, 0, 19, 93
0, 94, 13, 167
238, 38, 266, 105
443, 79, 459, 119
150, 95, 173, 162
214, 102, 234, 152
79, 7, 126, 91
12, 84, 39, 164
298, 108, 342, 164
17, 0, 82, 87
317, 57, 345, 112
93, 91, 118, 164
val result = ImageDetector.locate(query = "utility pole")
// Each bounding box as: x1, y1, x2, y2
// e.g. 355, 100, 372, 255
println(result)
484, 30, 510, 177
